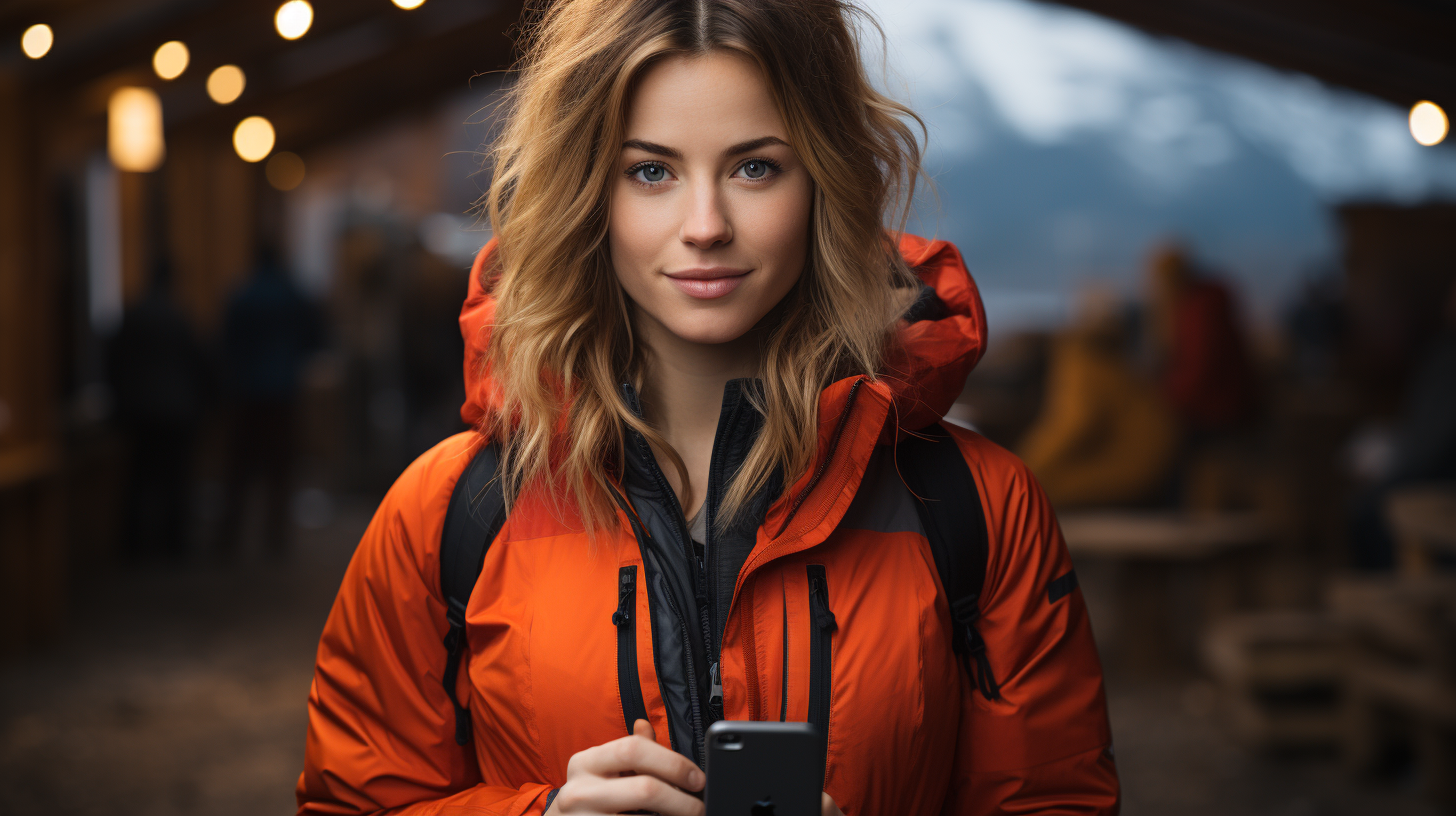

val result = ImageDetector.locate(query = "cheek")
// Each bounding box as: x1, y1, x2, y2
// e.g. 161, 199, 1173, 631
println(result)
608, 186, 673, 288
742, 181, 813, 286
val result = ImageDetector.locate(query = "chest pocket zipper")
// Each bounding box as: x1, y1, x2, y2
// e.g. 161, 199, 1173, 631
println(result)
806, 564, 836, 763
613, 566, 650, 734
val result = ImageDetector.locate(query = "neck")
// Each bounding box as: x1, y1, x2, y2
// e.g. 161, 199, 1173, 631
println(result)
633, 309, 759, 516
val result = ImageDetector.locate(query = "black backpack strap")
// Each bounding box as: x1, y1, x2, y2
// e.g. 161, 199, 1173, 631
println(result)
439, 440, 508, 745
898, 423, 1001, 701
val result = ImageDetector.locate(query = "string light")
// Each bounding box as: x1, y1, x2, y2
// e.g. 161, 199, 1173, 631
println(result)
21, 24, 53, 59
275, 0, 313, 40
392, 0, 427, 8
207, 65, 246, 105
1409, 101, 1449, 147
152, 40, 189, 80
233, 116, 276, 163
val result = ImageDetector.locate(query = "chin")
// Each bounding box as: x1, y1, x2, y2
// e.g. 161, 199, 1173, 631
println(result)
663, 311, 761, 346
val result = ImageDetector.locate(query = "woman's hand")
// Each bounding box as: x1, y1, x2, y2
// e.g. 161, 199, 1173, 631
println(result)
821, 791, 844, 816
546, 719, 705, 816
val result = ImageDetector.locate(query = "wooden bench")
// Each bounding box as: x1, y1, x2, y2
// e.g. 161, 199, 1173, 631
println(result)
1330, 574, 1456, 810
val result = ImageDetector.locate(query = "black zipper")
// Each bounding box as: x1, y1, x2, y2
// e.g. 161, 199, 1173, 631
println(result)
704, 385, 748, 724
604, 481, 699, 759
630, 432, 712, 751
613, 566, 650, 735
806, 565, 836, 744
780, 598, 789, 722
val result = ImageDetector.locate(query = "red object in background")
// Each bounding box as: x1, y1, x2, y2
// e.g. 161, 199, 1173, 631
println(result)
1164, 279, 1257, 432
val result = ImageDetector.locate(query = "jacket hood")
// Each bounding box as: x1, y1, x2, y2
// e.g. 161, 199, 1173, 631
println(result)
458, 233, 986, 431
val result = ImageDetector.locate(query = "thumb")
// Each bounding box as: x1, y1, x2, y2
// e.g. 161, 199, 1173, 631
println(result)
632, 718, 655, 741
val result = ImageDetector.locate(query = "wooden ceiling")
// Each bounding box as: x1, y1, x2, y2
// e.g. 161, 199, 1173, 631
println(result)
1052, 0, 1456, 113
3, 0, 1451, 155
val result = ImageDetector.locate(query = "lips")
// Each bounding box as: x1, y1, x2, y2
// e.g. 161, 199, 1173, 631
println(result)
664, 267, 751, 299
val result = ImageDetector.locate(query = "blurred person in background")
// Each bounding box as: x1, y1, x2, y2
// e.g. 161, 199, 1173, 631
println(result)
1348, 277, 1456, 569
1019, 288, 1179, 508
107, 257, 210, 563
1147, 243, 1261, 510
296, 1, 1118, 814
216, 244, 324, 561
1148, 243, 1258, 435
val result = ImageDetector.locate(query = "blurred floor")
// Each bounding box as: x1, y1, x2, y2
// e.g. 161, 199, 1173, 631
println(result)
1108, 679, 1439, 816
0, 497, 1441, 816
0, 496, 372, 816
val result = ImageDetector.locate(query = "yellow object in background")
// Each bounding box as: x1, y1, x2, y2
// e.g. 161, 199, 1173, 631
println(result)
153, 40, 189, 80
1409, 101, 1448, 147
207, 65, 247, 105
108, 87, 166, 172
233, 116, 275, 163
275, 0, 313, 40
21, 24, 53, 59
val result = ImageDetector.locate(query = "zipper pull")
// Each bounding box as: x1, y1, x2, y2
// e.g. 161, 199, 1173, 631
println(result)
612, 570, 633, 627
709, 661, 724, 720
695, 556, 709, 604
810, 576, 838, 632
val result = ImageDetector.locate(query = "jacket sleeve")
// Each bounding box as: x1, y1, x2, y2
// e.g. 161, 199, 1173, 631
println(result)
940, 430, 1120, 815
297, 436, 554, 816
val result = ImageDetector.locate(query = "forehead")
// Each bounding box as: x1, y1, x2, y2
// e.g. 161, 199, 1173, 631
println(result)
623, 51, 787, 147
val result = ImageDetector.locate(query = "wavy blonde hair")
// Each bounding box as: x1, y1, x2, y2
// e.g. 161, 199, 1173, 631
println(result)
482, 0, 924, 532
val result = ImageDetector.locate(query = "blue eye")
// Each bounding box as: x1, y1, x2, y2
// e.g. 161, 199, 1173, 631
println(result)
735, 158, 781, 181
630, 163, 668, 184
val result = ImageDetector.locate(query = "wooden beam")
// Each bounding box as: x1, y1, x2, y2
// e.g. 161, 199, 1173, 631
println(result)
1050, 0, 1456, 111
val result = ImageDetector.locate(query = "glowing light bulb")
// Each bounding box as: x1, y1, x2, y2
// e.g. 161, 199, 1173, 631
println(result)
207, 65, 246, 105
1410, 101, 1449, 147
153, 40, 189, 80
233, 116, 275, 163
21, 24, 53, 59
108, 87, 166, 172
275, 0, 313, 40
392, 0, 426, 8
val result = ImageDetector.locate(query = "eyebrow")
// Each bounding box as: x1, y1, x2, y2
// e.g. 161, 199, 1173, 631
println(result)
621, 135, 789, 160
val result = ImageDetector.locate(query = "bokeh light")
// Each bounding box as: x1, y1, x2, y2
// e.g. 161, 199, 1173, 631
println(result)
21, 24, 53, 59
265, 151, 306, 190
233, 116, 276, 163
275, 0, 313, 40
392, 0, 427, 8
108, 87, 166, 172
152, 40, 189, 80
207, 65, 246, 105
1409, 101, 1449, 147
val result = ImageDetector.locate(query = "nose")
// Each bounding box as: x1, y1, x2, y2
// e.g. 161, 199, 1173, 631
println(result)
678, 181, 732, 249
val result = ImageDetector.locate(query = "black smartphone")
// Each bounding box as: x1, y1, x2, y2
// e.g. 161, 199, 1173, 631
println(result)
703, 720, 822, 816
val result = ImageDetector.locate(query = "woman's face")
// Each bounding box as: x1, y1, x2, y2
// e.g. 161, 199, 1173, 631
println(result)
609, 51, 813, 347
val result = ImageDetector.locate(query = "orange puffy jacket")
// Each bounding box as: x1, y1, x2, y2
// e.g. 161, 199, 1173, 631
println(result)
297, 235, 1119, 815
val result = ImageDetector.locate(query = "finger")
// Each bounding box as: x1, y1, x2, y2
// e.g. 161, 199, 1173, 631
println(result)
576, 734, 704, 792
576, 774, 705, 816
632, 718, 655, 741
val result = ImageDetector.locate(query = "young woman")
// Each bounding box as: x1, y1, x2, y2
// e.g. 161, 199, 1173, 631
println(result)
297, 1, 1119, 814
